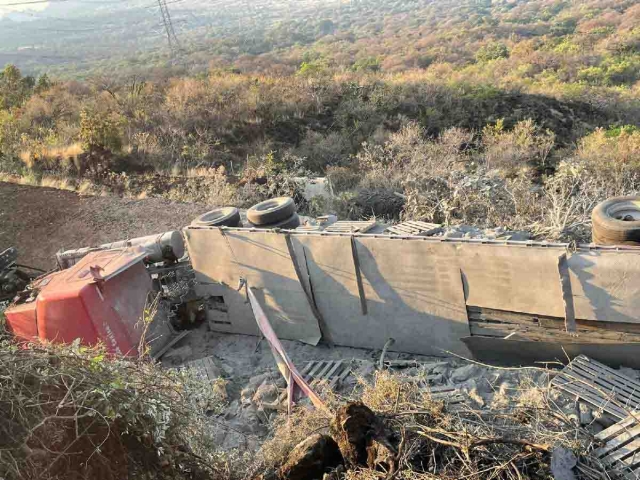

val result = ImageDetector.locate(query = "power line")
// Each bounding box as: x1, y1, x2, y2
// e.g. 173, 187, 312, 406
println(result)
156, 0, 179, 53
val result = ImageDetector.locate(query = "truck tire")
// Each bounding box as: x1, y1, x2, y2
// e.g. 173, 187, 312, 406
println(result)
592, 196, 640, 245
247, 197, 296, 226
191, 207, 241, 227
249, 213, 301, 230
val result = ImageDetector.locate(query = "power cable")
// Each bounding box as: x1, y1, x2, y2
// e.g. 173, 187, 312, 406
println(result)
156, 0, 180, 53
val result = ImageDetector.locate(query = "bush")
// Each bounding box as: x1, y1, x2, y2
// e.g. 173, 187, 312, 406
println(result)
0, 340, 231, 480
80, 109, 125, 153
476, 43, 509, 63
482, 119, 555, 173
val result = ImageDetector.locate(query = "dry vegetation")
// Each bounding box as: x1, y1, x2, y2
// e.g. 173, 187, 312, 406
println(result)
0, 331, 233, 480
253, 369, 604, 480
1, 1, 640, 244
0, 323, 613, 480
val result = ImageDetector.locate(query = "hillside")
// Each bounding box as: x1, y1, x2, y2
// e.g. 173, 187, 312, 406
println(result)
1, 0, 639, 81
0, 0, 639, 244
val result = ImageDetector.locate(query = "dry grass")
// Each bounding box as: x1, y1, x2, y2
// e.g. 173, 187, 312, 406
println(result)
0, 337, 232, 480
256, 365, 605, 480
19, 143, 85, 173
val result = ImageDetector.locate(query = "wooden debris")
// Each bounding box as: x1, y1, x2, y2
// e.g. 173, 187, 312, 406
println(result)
179, 356, 222, 381
385, 221, 442, 236
594, 415, 640, 478
152, 330, 191, 360
277, 360, 352, 403
551, 355, 640, 421
324, 221, 377, 233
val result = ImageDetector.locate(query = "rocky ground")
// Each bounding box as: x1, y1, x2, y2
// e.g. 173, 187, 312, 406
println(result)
159, 323, 614, 469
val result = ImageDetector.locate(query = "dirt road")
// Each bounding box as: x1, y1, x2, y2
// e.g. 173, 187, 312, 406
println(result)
0, 182, 208, 269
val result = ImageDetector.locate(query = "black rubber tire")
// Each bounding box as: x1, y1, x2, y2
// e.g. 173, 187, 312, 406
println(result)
191, 207, 241, 227
247, 197, 296, 226
249, 213, 301, 230
592, 196, 640, 245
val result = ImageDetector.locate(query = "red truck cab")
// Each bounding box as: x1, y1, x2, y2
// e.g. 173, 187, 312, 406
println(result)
5, 247, 152, 356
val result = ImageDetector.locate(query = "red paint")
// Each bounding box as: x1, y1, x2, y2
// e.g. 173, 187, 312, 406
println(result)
5, 248, 152, 356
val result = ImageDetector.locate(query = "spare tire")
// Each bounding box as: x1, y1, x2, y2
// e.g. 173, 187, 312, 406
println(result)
247, 197, 296, 226
592, 196, 640, 245
191, 207, 241, 227
249, 213, 301, 230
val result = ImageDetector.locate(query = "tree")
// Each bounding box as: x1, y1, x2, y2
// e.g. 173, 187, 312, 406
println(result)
35, 74, 53, 94
0, 64, 34, 110
475, 43, 509, 63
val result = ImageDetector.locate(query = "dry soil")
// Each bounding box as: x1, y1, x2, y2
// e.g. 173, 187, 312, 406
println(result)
0, 181, 208, 269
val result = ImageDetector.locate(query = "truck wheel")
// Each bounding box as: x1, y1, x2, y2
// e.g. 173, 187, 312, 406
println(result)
247, 197, 296, 226
592, 196, 640, 245
249, 213, 301, 230
191, 207, 241, 227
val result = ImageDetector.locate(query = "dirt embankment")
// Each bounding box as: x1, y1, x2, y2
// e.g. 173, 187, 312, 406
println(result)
0, 182, 208, 269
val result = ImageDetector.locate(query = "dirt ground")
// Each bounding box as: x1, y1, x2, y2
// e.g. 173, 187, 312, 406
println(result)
0, 181, 209, 269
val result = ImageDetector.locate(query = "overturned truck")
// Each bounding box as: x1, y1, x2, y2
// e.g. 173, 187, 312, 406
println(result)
6, 196, 640, 368
185, 225, 640, 368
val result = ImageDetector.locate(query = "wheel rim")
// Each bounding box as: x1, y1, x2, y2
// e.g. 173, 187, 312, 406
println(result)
605, 201, 640, 222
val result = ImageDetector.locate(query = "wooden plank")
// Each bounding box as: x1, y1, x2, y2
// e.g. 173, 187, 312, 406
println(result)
595, 423, 640, 458
567, 362, 640, 401
470, 321, 631, 344
468, 307, 640, 342
308, 361, 326, 378
578, 356, 640, 393
596, 416, 638, 442
330, 365, 352, 388
386, 221, 440, 236
568, 361, 640, 408
571, 364, 640, 409
552, 376, 628, 419
601, 437, 640, 466
325, 361, 343, 380
316, 361, 335, 380
468, 308, 546, 326
301, 361, 316, 381
325, 221, 377, 233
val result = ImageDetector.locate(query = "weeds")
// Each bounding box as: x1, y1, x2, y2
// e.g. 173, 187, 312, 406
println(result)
0, 338, 231, 480
257, 366, 603, 480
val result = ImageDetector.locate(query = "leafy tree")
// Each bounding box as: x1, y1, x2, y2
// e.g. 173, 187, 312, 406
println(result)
79, 109, 124, 152
35, 74, 52, 94
475, 43, 509, 63
352, 57, 381, 73
0, 64, 34, 110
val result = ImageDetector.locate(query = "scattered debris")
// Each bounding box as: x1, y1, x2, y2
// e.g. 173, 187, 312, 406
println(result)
247, 284, 330, 415
594, 415, 640, 477
276, 434, 343, 480
0, 247, 41, 302
551, 355, 640, 421
385, 220, 442, 236
323, 220, 378, 233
